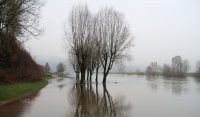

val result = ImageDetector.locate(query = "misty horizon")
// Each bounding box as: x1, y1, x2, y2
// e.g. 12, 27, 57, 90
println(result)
25, 0, 200, 72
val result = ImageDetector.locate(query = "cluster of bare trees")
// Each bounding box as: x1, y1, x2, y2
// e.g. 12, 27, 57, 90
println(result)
196, 61, 200, 73
171, 56, 190, 74
195, 61, 200, 77
146, 56, 190, 77
146, 62, 162, 75
66, 5, 133, 84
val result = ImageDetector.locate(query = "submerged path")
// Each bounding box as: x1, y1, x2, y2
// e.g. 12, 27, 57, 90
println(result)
0, 78, 75, 117
1, 75, 200, 117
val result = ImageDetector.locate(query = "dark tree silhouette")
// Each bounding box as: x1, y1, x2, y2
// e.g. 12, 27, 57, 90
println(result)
65, 5, 133, 84
0, 0, 43, 38
0, 0, 44, 83
66, 5, 93, 84
56, 62, 65, 74
96, 8, 133, 83
44, 62, 50, 73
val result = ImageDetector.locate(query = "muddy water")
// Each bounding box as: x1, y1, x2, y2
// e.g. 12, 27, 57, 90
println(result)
0, 75, 200, 117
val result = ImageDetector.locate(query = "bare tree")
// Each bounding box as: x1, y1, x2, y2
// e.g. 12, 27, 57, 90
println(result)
171, 56, 183, 73
171, 56, 190, 76
162, 56, 190, 77
162, 64, 172, 76
44, 62, 50, 73
91, 15, 103, 83
96, 8, 133, 84
146, 66, 153, 75
146, 62, 161, 75
56, 62, 65, 74
0, 0, 43, 39
182, 59, 190, 73
196, 61, 200, 75
85, 17, 99, 82
69, 49, 80, 81
0, 0, 43, 69
66, 5, 93, 84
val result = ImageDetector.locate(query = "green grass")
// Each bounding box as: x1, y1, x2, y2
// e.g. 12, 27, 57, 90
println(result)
0, 79, 48, 102
44, 73, 53, 79
186, 73, 200, 77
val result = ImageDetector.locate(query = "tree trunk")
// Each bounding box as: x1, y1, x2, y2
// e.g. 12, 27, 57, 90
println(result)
77, 72, 79, 81
87, 70, 89, 82
75, 72, 77, 80
95, 67, 99, 84
102, 58, 108, 84
75, 71, 79, 81
103, 73, 108, 84
80, 69, 86, 84
89, 71, 92, 82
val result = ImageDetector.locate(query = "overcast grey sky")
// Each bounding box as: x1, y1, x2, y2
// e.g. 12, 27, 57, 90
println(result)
25, 0, 200, 72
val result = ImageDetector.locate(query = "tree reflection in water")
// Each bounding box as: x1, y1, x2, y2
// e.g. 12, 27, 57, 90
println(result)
68, 83, 131, 117
146, 76, 189, 95
193, 77, 200, 93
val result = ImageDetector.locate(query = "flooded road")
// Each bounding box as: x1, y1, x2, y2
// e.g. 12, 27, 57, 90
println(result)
0, 74, 200, 117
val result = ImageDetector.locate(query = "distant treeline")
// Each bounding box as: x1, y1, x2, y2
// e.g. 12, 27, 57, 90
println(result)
145, 56, 200, 77
110, 56, 200, 78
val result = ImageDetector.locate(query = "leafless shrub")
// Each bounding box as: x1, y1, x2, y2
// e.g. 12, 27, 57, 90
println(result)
162, 56, 190, 77
146, 62, 161, 75
196, 61, 200, 73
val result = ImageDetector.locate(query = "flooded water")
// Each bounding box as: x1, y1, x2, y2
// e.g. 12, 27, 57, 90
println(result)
0, 74, 200, 117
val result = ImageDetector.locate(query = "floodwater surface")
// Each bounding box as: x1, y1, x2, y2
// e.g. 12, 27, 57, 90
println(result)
0, 74, 200, 117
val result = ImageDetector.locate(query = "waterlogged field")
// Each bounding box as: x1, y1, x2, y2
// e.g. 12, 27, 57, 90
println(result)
0, 74, 200, 117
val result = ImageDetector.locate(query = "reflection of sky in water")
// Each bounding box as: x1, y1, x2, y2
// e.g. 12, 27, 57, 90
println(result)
0, 75, 200, 117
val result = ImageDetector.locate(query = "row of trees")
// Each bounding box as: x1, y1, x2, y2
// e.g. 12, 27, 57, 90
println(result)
66, 5, 133, 84
196, 61, 200, 76
44, 62, 65, 75
146, 56, 193, 77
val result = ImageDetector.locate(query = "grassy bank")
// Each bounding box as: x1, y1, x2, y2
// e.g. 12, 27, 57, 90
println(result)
44, 73, 54, 79
0, 79, 48, 102
187, 73, 200, 77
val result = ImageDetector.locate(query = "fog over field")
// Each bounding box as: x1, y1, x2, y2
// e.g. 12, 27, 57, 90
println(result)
25, 0, 200, 72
